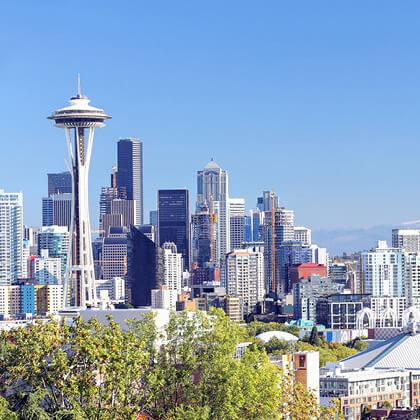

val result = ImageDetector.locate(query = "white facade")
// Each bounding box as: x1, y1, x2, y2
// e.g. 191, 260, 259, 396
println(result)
0, 190, 23, 286
294, 226, 312, 246
392, 228, 420, 252
310, 244, 328, 266
226, 249, 264, 315
43, 285, 64, 313
370, 296, 407, 325
33, 250, 62, 285
162, 242, 182, 310
151, 286, 178, 311
361, 241, 405, 297
96, 277, 125, 301
0, 286, 9, 315
229, 198, 245, 251
405, 252, 420, 309
22, 240, 30, 278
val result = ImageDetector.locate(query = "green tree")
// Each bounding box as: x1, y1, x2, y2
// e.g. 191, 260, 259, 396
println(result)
309, 326, 321, 346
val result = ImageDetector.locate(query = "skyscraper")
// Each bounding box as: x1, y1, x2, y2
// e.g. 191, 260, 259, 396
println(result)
127, 226, 164, 306
47, 79, 111, 307
42, 193, 72, 229
47, 172, 72, 196
229, 198, 245, 251
158, 189, 190, 270
196, 159, 230, 266
117, 138, 143, 225
392, 228, 420, 252
0, 190, 23, 285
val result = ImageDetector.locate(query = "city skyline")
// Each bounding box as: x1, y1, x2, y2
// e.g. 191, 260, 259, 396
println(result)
4, 2, 420, 235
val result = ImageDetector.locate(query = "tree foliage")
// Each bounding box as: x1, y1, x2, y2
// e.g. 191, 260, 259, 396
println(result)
0, 310, 342, 419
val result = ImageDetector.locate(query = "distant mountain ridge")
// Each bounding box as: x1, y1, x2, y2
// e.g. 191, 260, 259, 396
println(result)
311, 225, 395, 256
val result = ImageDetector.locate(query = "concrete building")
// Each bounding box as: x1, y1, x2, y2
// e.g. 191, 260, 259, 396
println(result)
96, 277, 125, 301
405, 252, 420, 309
0, 286, 9, 315
362, 241, 405, 297
0, 190, 23, 285
226, 248, 264, 315
293, 275, 343, 322
151, 285, 178, 311
47, 172, 72, 196
33, 250, 62, 285
38, 226, 69, 280
329, 263, 349, 286
162, 242, 182, 309
289, 263, 328, 289
102, 227, 128, 281
392, 228, 420, 252
225, 296, 241, 322
370, 296, 407, 326
42, 193, 72, 229
229, 198, 245, 251
294, 226, 312, 246
35, 284, 64, 314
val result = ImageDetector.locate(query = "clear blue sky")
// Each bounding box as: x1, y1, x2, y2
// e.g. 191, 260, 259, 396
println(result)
2, 1, 420, 231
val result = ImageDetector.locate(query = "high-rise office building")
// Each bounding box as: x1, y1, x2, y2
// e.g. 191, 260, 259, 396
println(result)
149, 210, 158, 229
392, 228, 420, 252
117, 138, 143, 225
161, 242, 182, 309
257, 191, 279, 212
229, 198, 245, 251
263, 207, 294, 295
0, 190, 23, 285
362, 241, 405, 297
191, 202, 215, 267
127, 226, 164, 306
102, 227, 128, 281
158, 189, 190, 270
47, 172, 72, 196
196, 159, 230, 267
42, 193, 72, 229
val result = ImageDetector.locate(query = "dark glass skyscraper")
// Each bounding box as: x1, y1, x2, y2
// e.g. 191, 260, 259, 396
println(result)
117, 138, 143, 225
158, 189, 190, 270
47, 172, 72, 196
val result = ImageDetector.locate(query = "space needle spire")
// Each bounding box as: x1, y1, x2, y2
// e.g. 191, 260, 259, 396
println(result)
48, 77, 111, 307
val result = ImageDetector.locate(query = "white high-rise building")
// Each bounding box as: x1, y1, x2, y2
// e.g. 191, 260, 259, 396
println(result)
0, 190, 23, 285
361, 241, 405, 297
151, 286, 178, 311
162, 242, 182, 310
33, 250, 62, 285
0, 286, 9, 315
392, 228, 420, 252
226, 248, 264, 315
310, 244, 328, 267
229, 198, 245, 251
294, 226, 312, 246
405, 252, 420, 309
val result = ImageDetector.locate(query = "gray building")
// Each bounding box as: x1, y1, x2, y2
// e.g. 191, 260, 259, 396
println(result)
293, 275, 343, 322
47, 172, 72, 196
42, 193, 72, 229
392, 228, 420, 252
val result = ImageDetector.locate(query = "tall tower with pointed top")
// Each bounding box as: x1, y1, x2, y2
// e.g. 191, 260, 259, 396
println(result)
47, 78, 111, 307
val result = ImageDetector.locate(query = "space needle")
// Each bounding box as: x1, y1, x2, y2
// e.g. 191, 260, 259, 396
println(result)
48, 77, 111, 307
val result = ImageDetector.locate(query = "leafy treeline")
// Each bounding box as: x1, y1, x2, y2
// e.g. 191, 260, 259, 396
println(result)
0, 310, 341, 419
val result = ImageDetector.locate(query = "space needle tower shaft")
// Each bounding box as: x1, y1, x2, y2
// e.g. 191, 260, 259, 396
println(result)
48, 77, 111, 307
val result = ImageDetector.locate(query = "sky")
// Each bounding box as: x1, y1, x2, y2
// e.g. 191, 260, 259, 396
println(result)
2, 1, 420, 234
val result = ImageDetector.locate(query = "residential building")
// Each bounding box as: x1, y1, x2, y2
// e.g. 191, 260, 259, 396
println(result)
294, 226, 312, 246
162, 242, 182, 309
225, 296, 241, 322
226, 248, 264, 315
370, 296, 407, 326
362, 241, 405, 297
151, 285, 178, 311
392, 228, 420, 252
35, 284, 64, 314
116, 138, 143, 225
158, 189, 190, 270
405, 252, 420, 309
96, 277, 125, 301
37, 226, 69, 279
33, 250, 62, 285
0, 190, 23, 285
0, 286, 9, 315
329, 263, 349, 286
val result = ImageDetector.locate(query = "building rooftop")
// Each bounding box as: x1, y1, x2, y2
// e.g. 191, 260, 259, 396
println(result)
204, 158, 221, 170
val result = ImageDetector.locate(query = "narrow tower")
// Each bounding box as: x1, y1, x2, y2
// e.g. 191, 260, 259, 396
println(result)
47, 77, 111, 307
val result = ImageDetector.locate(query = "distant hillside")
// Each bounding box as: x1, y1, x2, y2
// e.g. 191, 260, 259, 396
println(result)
311, 225, 395, 256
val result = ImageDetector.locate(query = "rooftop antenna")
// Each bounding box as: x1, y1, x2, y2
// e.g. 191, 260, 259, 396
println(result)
77, 74, 81, 97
